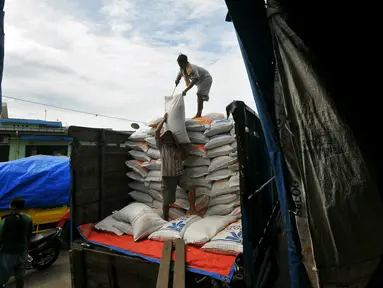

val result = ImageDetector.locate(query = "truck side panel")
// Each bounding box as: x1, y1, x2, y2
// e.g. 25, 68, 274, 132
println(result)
69, 126, 132, 228
70, 248, 159, 288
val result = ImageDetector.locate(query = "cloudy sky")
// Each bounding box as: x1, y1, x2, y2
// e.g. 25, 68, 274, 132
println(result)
2, 0, 255, 130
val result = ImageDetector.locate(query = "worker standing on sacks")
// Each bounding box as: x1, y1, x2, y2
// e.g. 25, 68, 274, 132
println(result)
175, 54, 213, 119
155, 113, 197, 220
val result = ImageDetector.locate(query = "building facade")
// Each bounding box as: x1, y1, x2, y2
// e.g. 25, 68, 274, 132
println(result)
0, 118, 71, 162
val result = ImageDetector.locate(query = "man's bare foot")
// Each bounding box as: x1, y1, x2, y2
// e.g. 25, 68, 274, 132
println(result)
187, 209, 198, 216
192, 114, 202, 119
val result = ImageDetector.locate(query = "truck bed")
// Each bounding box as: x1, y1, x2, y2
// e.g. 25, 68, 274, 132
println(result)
68, 102, 283, 287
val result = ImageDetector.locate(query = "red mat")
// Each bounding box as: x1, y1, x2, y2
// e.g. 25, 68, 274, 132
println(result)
78, 224, 237, 282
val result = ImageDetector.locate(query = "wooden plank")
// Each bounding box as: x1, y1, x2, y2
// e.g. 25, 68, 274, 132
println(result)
84, 248, 159, 287
108, 256, 117, 288
156, 240, 173, 288
70, 249, 87, 288
173, 239, 185, 288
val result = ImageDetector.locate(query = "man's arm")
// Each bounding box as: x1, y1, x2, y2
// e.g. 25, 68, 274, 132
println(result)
182, 80, 197, 95
155, 113, 168, 150
155, 117, 167, 139
175, 72, 182, 86
182, 66, 200, 95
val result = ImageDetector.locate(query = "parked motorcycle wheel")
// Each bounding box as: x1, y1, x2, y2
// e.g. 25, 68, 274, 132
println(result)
32, 246, 60, 271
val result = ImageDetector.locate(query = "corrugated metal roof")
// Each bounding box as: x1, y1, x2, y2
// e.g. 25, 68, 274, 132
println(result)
0, 118, 62, 127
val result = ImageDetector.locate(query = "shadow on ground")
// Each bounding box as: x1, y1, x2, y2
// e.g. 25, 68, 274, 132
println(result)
6, 251, 70, 288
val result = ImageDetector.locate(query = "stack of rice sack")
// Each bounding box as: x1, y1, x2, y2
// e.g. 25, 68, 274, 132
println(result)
181, 114, 224, 215
185, 115, 241, 219
125, 124, 190, 221
181, 217, 243, 256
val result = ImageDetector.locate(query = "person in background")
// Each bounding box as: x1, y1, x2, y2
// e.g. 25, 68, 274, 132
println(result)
175, 54, 213, 119
0, 198, 33, 288
155, 113, 197, 220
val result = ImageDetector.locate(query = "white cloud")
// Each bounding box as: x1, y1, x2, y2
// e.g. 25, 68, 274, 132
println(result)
2, 0, 255, 130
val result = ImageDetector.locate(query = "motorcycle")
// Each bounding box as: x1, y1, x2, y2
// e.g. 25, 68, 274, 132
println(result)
26, 227, 62, 271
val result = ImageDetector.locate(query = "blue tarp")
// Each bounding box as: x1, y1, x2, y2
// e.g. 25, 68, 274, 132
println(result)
224, 1, 305, 287
0, 156, 70, 209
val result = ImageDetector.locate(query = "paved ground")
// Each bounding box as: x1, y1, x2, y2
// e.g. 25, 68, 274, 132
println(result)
6, 251, 71, 288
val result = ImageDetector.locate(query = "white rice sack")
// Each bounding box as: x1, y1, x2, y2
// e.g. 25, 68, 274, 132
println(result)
150, 200, 163, 210
229, 173, 240, 187
129, 191, 153, 203
145, 137, 158, 149
126, 171, 145, 182
201, 221, 243, 256
209, 193, 239, 207
184, 156, 211, 167
181, 176, 212, 189
195, 195, 210, 213
112, 202, 152, 223
147, 148, 161, 160
165, 94, 190, 144
204, 119, 234, 137
146, 170, 162, 182
141, 159, 161, 170
125, 141, 149, 152
208, 156, 237, 173
189, 144, 207, 158
129, 131, 149, 141
152, 208, 164, 218
142, 159, 161, 170
230, 127, 236, 136
148, 117, 163, 128
147, 189, 163, 201
231, 141, 237, 150
184, 166, 209, 178
229, 206, 241, 219
129, 150, 151, 162
172, 198, 190, 210
148, 215, 201, 242
210, 179, 239, 197
95, 215, 124, 236
185, 118, 210, 132
205, 168, 232, 182
204, 134, 235, 150
186, 124, 209, 132
203, 113, 225, 121
128, 181, 151, 194
145, 181, 162, 191
183, 216, 237, 246
195, 187, 211, 197
229, 162, 239, 172
187, 131, 209, 144
169, 208, 187, 221
113, 221, 133, 235
176, 188, 188, 199
206, 145, 235, 159
125, 160, 148, 177
229, 151, 238, 158
131, 209, 167, 241
206, 203, 236, 216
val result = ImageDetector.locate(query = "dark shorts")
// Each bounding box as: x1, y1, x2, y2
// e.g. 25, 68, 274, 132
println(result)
162, 176, 190, 205
0, 250, 27, 285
